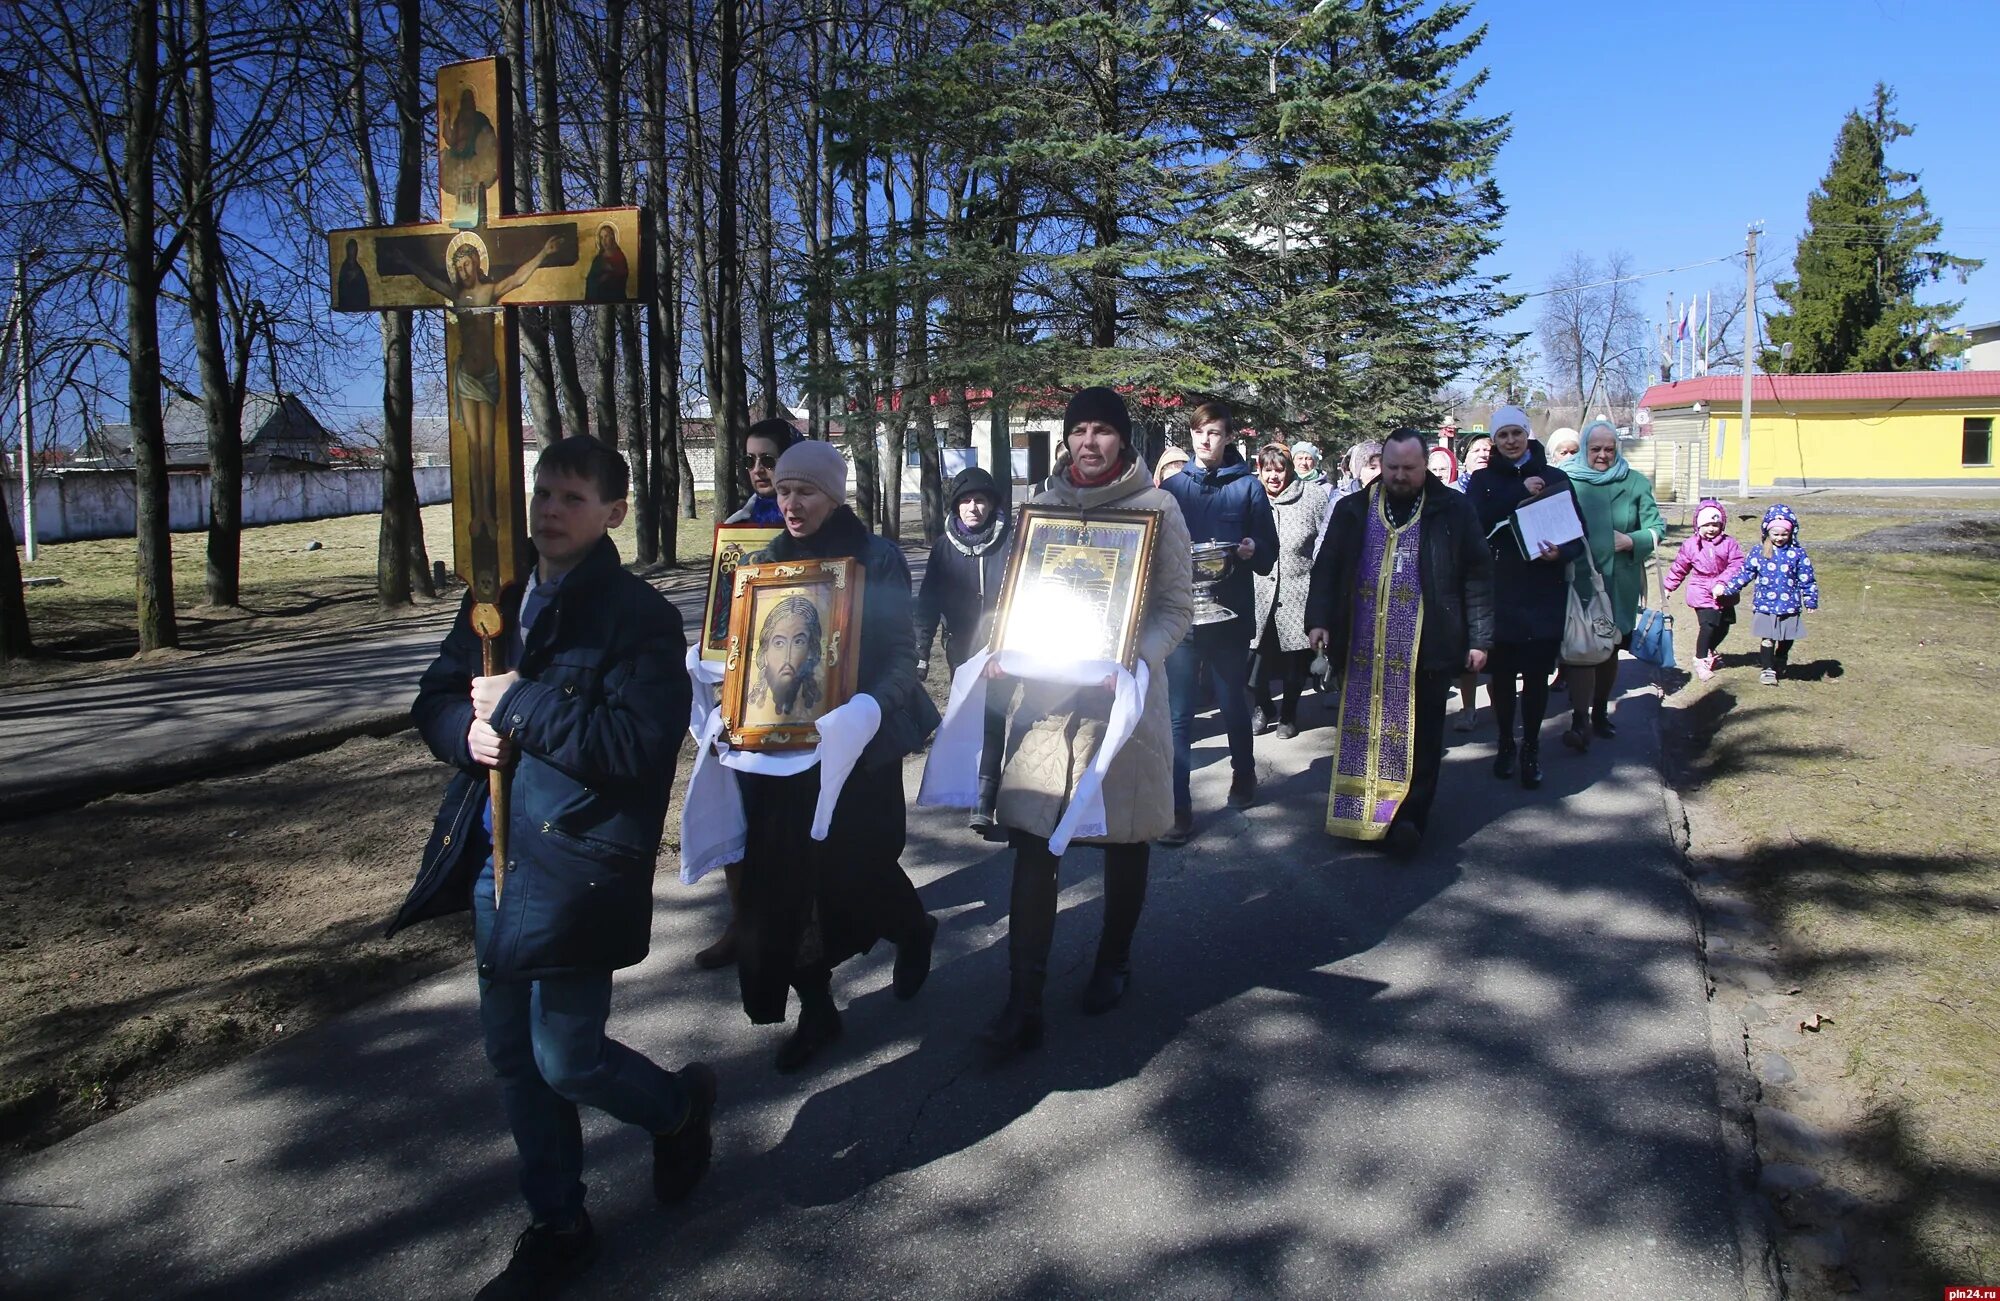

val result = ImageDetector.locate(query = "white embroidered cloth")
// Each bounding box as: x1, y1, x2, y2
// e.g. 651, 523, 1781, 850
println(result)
917, 647, 1148, 855
677, 645, 881, 883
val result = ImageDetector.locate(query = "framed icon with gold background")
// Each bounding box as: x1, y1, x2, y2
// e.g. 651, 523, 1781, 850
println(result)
719, 558, 865, 751
700, 524, 784, 662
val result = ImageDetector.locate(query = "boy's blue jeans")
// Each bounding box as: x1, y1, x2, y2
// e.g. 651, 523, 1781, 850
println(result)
473, 863, 688, 1225
1166, 623, 1257, 813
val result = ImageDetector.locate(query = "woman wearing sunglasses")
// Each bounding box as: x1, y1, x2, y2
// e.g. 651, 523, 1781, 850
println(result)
726, 416, 799, 527
696, 416, 802, 972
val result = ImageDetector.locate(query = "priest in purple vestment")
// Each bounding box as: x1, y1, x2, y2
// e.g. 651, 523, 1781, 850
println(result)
1305, 429, 1494, 858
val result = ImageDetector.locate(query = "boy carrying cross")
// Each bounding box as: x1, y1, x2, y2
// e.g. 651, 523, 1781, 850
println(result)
389, 435, 712, 1300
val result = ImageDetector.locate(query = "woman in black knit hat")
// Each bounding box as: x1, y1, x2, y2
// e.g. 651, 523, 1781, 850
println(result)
975, 387, 1195, 1059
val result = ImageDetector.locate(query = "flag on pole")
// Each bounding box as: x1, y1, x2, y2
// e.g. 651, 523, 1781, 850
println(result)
1678, 299, 1696, 340
1698, 294, 1711, 374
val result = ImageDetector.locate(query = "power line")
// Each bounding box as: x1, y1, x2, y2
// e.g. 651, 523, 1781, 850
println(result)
1519, 252, 1742, 300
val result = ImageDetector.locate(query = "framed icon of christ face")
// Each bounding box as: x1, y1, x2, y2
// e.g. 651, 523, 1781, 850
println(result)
991, 506, 1159, 669
719, 557, 864, 751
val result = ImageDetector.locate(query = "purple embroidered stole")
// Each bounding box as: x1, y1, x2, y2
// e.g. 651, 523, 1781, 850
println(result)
1326, 487, 1424, 841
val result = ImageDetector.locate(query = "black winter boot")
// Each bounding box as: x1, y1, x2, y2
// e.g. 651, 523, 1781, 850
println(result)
978, 974, 1046, 1059
969, 774, 1005, 841
775, 976, 843, 1074
1519, 742, 1543, 790
1082, 847, 1149, 1014
980, 841, 1060, 1061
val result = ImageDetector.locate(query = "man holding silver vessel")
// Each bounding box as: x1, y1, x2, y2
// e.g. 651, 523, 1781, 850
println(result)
1158, 399, 1279, 846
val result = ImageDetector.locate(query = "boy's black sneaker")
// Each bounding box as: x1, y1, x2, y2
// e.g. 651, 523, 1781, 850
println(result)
475, 1210, 598, 1301
653, 1062, 717, 1204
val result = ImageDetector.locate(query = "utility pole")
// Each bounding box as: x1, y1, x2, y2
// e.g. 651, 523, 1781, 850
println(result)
1738, 226, 1758, 499
11, 259, 31, 561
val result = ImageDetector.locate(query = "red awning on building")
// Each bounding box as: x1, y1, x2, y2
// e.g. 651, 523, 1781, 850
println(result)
1640, 371, 2000, 411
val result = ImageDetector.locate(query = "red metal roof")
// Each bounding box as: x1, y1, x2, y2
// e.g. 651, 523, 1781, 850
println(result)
1639, 371, 2000, 410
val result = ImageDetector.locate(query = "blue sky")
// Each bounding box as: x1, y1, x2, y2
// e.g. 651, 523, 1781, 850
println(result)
1470, 0, 2000, 355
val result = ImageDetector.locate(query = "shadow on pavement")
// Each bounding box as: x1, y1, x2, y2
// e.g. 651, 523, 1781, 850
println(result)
0, 664, 1742, 1299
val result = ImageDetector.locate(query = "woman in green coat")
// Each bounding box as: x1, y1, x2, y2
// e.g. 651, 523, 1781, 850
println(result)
1562, 420, 1665, 749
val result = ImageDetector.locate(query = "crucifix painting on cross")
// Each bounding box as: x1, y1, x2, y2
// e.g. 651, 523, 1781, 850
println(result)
324, 55, 645, 613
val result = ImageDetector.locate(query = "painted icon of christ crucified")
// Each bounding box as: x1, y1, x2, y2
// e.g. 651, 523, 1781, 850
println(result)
381, 229, 562, 596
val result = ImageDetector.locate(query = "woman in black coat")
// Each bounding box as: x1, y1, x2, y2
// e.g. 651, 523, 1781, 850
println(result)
914, 465, 1014, 837
1463, 409, 1584, 790
735, 441, 942, 1072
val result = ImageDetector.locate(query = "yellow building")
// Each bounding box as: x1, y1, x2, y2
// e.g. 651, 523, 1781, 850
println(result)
1632, 372, 2000, 497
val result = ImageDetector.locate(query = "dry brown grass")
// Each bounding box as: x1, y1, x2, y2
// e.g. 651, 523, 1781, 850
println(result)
1661, 496, 2000, 1297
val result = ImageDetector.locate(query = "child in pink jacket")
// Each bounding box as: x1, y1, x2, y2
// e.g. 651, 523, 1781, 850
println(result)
1663, 499, 1746, 680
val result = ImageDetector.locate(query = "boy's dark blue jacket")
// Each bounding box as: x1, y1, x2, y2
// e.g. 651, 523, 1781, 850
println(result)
1160, 444, 1279, 621
389, 535, 691, 981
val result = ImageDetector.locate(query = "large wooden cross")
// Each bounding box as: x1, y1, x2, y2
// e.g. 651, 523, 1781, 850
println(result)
327, 55, 643, 897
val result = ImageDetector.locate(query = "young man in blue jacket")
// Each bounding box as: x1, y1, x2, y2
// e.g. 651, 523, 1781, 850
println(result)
1159, 399, 1279, 844
392, 435, 711, 1301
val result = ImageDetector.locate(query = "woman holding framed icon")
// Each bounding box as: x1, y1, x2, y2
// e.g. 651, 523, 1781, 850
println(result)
731, 440, 941, 1073
978, 387, 1194, 1060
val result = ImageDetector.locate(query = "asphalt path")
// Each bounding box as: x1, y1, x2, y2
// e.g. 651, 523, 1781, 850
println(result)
0, 661, 1746, 1299
0, 562, 765, 818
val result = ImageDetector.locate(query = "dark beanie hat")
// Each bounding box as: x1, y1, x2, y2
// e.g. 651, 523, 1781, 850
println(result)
1063, 386, 1132, 443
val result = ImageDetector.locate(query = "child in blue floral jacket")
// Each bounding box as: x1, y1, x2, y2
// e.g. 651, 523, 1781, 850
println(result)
1715, 502, 1819, 685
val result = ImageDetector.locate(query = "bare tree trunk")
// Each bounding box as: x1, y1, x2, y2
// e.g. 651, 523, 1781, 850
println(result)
591, 0, 626, 448
617, 307, 649, 559
714, 0, 747, 510
637, 0, 675, 561
532, 0, 590, 438
1089, 20, 1119, 353
676, 176, 726, 510
375, 0, 433, 606
678, 0, 746, 514
845, 155, 879, 528
640, 1, 684, 552
0, 484, 27, 658
876, 150, 904, 541
809, 1, 835, 443
176, 0, 242, 608
0, 297, 28, 652
670, 180, 698, 521
800, 5, 821, 440
753, 1, 781, 420
127, 0, 176, 650
503, 0, 561, 444
907, 152, 943, 541
987, 168, 1021, 489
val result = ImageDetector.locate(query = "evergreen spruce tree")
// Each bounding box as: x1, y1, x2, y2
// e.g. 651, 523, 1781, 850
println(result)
1764, 82, 1982, 373
1185, 0, 1514, 443
829, 0, 1516, 449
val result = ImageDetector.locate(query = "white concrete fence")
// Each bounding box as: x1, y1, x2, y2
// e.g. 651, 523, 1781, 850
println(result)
3, 466, 454, 544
